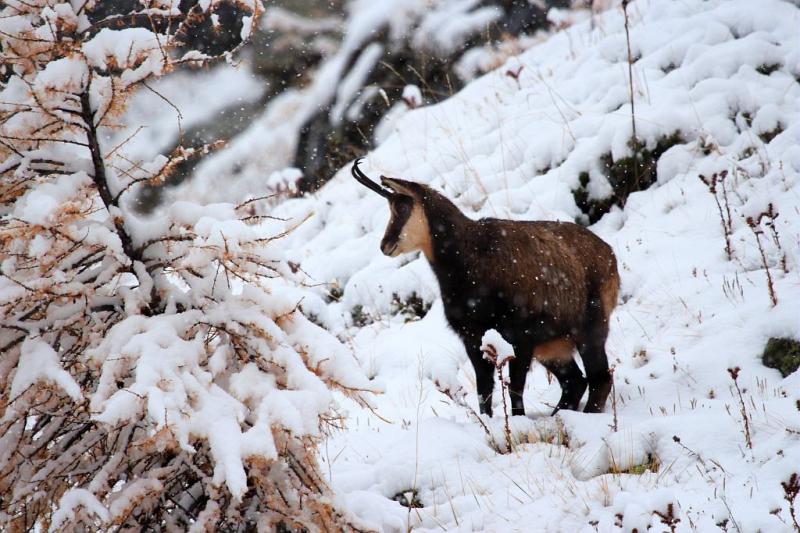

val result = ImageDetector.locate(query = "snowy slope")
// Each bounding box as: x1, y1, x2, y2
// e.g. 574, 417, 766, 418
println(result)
112, 64, 264, 167
264, 1, 799, 531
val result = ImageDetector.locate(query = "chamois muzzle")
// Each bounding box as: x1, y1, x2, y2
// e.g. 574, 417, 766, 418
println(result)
351, 157, 394, 199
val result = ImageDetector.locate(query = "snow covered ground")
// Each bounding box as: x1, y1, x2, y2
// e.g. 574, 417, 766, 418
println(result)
116, 0, 800, 530
243, 0, 800, 530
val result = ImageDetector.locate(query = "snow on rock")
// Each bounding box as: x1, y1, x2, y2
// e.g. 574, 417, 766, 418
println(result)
10, 336, 82, 401
237, 0, 800, 530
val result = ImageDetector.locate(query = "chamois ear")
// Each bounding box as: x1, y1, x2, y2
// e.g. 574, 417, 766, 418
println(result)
380, 176, 417, 197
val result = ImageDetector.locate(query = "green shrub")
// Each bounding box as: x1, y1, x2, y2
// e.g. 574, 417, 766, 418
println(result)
762, 337, 800, 378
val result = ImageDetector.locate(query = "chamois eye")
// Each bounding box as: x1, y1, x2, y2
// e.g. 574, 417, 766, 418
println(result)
395, 201, 411, 215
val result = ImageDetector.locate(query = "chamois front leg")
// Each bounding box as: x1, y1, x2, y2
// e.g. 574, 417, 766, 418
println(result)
463, 333, 495, 416
476, 363, 495, 417
508, 340, 535, 416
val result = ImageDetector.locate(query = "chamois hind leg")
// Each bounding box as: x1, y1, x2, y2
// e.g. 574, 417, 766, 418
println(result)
535, 338, 586, 414
579, 300, 613, 413
580, 343, 611, 413
579, 275, 619, 413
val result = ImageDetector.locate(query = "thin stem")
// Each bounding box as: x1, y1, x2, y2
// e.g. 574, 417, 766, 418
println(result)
610, 366, 618, 432
727, 367, 752, 450
622, 0, 637, 143
498, 364, 513, 453
746, 217, 778, 306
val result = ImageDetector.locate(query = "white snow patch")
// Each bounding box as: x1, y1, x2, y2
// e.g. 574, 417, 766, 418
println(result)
10, 337, 82, 401
481, 328, 515, 366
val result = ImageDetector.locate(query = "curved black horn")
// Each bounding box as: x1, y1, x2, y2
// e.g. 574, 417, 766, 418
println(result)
351, 157, 393, 198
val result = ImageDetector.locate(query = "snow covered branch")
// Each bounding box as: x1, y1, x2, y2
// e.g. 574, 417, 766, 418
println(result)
0, 1, 373, 530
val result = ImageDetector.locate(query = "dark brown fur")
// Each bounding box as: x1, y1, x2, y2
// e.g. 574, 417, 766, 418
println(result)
376, 177, 619, 416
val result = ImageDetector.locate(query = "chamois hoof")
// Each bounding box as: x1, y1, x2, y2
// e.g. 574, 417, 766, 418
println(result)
582, 403, 606, 414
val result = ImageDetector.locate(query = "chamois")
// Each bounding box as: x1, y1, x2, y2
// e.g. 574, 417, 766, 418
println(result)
351, 158, 620, 416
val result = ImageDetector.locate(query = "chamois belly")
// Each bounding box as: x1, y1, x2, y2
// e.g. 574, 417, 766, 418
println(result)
442, 287, 574, 345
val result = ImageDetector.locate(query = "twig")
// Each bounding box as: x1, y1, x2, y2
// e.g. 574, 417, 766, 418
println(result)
755, 203, 787, 273
699, 171, 734, 260
653, 502, 680, 533
142, 80, 184, 144
781, 473, 800, 532
727, 367, 752, 450
482, 342, 514, 453
609, 366, 618, 432
746, 215, 778, 306
622, 0, 637, 143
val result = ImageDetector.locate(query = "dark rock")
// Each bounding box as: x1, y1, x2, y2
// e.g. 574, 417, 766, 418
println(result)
762, 337, 800, 378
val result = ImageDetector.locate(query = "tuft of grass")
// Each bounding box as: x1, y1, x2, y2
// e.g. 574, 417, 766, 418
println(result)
350, 304, 372, 327
759, 123, 784, 144
608, 453, 660, 475
518, 417, 571, 449
573, 132, 684, 224
661, 62, 678, 74
756, 63, 782, 76
740, 146, 757, 159
326, 283, 343, 302
603, 133, 684, 202
572, 171, 614, 225
391, 292, 432, 322
393, 488, 423, 509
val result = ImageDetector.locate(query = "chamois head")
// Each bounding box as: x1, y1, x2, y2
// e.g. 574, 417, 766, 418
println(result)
351, 158, 432, 259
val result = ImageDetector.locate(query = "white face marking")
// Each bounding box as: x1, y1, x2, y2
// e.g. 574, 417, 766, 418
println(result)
380, 179, 434, 261
394, 203, 429, 255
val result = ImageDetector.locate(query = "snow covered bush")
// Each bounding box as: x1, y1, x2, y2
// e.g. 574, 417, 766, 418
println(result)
0, 1, 373, 530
